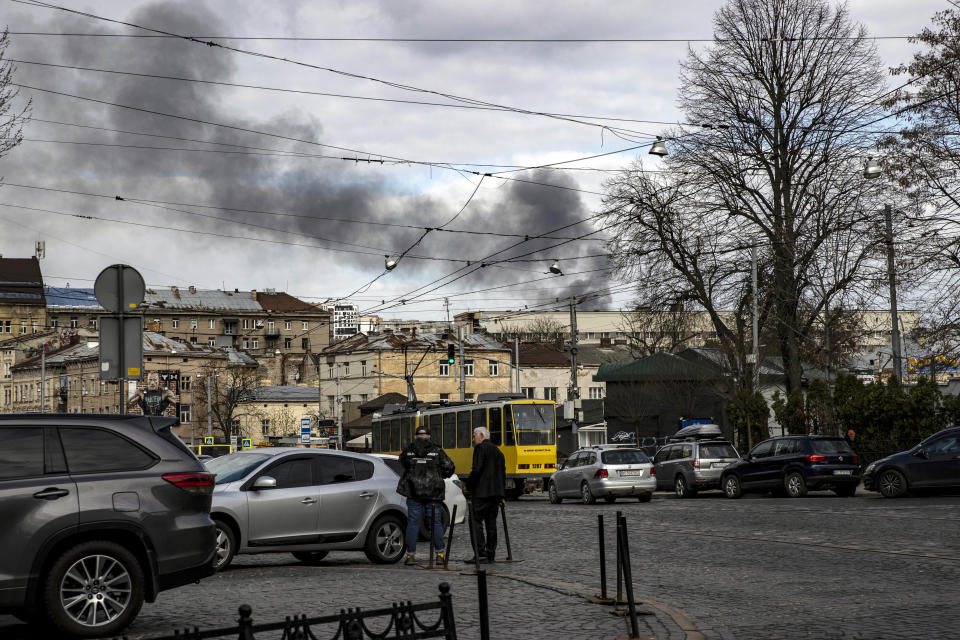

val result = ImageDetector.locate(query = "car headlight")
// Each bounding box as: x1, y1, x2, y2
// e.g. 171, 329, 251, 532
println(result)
864, 462, 876, 474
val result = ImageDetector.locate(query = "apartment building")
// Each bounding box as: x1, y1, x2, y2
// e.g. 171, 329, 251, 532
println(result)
0, 257, 46, 338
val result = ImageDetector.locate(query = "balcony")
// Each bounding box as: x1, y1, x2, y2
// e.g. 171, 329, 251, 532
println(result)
264, 327, 281, 337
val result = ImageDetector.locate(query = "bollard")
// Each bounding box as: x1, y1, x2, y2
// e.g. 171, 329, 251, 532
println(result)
599, 513, 608, 600
477, 569, 490, 640
443, 504, 458, 570
498, 501, 518, 562
617, 516, 641, 639
237, 604, 254, 640
467, 499, 482, 574
428, 503, 436, 569
615, 511, 624, 604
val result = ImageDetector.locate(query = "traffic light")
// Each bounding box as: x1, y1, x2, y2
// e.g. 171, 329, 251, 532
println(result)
447, 343, 456, 365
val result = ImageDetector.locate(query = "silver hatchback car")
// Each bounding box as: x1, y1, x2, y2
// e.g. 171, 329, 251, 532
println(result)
205, 448, 407, 570
547, 445, 656, 504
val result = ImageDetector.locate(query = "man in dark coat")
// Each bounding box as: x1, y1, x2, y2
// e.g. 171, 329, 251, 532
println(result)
398, 427, 455, 565
466, 426, 506, 563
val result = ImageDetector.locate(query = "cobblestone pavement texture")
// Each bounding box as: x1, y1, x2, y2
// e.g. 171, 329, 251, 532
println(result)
3, 488, 960, 639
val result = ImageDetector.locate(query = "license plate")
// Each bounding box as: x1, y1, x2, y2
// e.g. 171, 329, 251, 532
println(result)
834, 469, 853, 475
619, 470, 643, 477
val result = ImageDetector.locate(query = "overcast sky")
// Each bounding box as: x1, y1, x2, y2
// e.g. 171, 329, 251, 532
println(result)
0, 0, 947, 319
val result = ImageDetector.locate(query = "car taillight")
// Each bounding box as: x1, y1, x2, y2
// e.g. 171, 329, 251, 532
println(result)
693, 459, 701, 469
852, 455, 859, 464
650, 467, 656, 476
806, 454, 827, 463
163, 472, 215, 495
594, 469, 609, 479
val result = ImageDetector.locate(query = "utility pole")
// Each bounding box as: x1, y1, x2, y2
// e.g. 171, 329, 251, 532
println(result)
749, 246, 760, 450
335, 363, 342, 451
444, 297, 452, 332
568, 296, 580, 402
884, 204, 902, 383
206, 373, 214, 439
457, 326, 466, 401
514, 336, 520, 394
40, 349, 46, 413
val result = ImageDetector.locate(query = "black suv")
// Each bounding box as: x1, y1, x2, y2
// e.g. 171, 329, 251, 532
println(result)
0, 414, 217, 637
720, 435, 860, 498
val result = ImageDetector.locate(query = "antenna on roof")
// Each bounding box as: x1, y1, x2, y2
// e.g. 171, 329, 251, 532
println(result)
35, 241, 45, 260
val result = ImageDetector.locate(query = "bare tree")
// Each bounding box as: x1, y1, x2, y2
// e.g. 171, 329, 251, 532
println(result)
499, 316, 566, 343
619, 305, 703, 358
195, 363, 259, 441
0, 29, 30, 166
881, 7, 960, 355
600, 0, 890, 394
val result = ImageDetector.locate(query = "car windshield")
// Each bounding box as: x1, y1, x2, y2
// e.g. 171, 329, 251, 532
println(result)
204, 453, 271, 483
699, 443, 738, 459
601, 449, 649, 465
810, 439, 854, 455
512, 404, 556, 445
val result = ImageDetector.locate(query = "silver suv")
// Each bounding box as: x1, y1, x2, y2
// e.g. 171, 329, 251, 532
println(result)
547, 445, 656, 504
206, 448, 407, 569
0, 415, 216, 638
653, 438, 740, 498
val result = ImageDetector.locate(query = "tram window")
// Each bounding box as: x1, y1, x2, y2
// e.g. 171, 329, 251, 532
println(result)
504, 406, 515, 446
457, 410, 471, 448
391, 420, 401, 452
471, 409, 486, 435
400, 417, 412, 448
489, 407, 502, 446
430, 414, 442, 445
443, 413, 456, 449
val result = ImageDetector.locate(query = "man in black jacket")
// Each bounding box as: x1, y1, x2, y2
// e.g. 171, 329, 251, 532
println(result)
398, 427, 455, 565
466, 426, 506, 563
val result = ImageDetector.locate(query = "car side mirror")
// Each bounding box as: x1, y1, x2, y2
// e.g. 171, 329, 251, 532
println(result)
252, 475, 278, 490
913, 447, 928, 459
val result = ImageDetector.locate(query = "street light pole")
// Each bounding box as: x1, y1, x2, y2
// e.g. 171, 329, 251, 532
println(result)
457, 326, 466, 401
206, 373, 214, 439
884, 204, 902, 382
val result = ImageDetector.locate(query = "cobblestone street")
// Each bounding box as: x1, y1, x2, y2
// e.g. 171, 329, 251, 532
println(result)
4, 490, 960, 639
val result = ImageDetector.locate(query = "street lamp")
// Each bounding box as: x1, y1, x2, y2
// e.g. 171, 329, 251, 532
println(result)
649, 136, 668, 157
385, 255, 399, 271
548, 262, 563, 275
863, 157, 882, 180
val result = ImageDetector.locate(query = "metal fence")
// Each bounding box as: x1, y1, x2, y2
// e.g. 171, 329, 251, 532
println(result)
116, 582, 457, 640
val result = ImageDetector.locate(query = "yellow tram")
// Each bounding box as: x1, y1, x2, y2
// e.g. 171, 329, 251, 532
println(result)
371, 395, 557, 499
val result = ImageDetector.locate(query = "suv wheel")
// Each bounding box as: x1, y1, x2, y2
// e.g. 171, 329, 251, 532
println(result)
878, 469, 908, 498
580, 482, 597, 505
723, 474, 742, 499
784, 471, 808, 498
675, 475, 697, 499
548, 481, 562, 504
292, 551, 329, 565
214, 521, 236, 571
364, 514, 405, 564
44, 540, 145, 638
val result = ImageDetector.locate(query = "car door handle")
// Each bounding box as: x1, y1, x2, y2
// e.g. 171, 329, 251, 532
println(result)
359, 492, 374, 499
34, 488, 69, 500
300, 497, 317, 505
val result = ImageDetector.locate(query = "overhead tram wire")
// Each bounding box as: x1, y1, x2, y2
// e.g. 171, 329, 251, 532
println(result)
9, 1, 669, 144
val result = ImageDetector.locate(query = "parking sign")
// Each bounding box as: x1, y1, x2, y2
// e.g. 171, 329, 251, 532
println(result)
300, 418, 312, 445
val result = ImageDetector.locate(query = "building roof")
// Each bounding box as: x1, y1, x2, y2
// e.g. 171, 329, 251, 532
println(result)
593, 352, 723, 382
0, 257, 44, 306
44, 287, 103, 311
0, 329, 58, 350
322, 330, 510, 355
359, 392, 408, 411
241, 386, 323, 403
518, 343, 569, 367
257, 292, 323, 312
576, 344, 635, 366
142, 287, 262, 312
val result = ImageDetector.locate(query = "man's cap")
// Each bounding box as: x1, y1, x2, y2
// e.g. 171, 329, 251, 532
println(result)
415, 428, 430, 435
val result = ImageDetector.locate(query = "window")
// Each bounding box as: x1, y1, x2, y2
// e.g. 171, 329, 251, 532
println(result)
181, 377, 191, 391
355, 459, 374, 481
243, 319, 250, 330
750, 440, 774, 459
267, 320, 275, 331
3, 320, 10, 333
209, 319, 216, 329
20, 321, 27, 335
265, 458, 313, 489
224, 323, 234, 335
344, 395, 352, 403
190, 336, 198, 344
327, 396, 335, 413
488, 360, 498, 376
463, 359, 474, 376
543, 387, 558, 401
31, 321, 38, 333
284, 338, 292, 349
59, 428, 156, 472
171, 318, 180, 329
301, 338, 309, 350
328, 364, 335, 379
588, 387, 603, 399
179, 404, 191, 423
316, 455, 356, 484
251, 338, 259, 349
285, 321, 292, 330
361, 394, 368, 403
208, 338, 217, 347
70, 317, 79, 329
343, 362, 350, 377
261, 419, 270, 435
489, 407, 502, 445
440, 393, 450, 401
457, 411, 471, 448
521, 387, 534, 398
0, 427, 44, 480
443, 413, 456, 448
439, 362, 450, 376
465, 393, 474, 401
190, 318, 198, 329
361, 361, 367, 376
773, 439, 800, 456
242, 339, 249, 349
51, 317, 59, 328
302, 321, 309, 330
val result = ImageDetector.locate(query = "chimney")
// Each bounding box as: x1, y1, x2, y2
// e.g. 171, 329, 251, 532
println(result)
251, 289, 257, 301
188, 285, 196, 294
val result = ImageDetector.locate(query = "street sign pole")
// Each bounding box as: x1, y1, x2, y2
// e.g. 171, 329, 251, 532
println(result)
95, 265, 145, 415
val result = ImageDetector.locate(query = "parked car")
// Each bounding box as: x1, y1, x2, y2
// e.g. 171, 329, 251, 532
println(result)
653, 438, 740, 498
205, 448, 406, 570
547, 445, 656, 504
720, 435, 860, 498
0, 414, 217, 638
372, 453, 468, 535
862, 426, 960, 498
